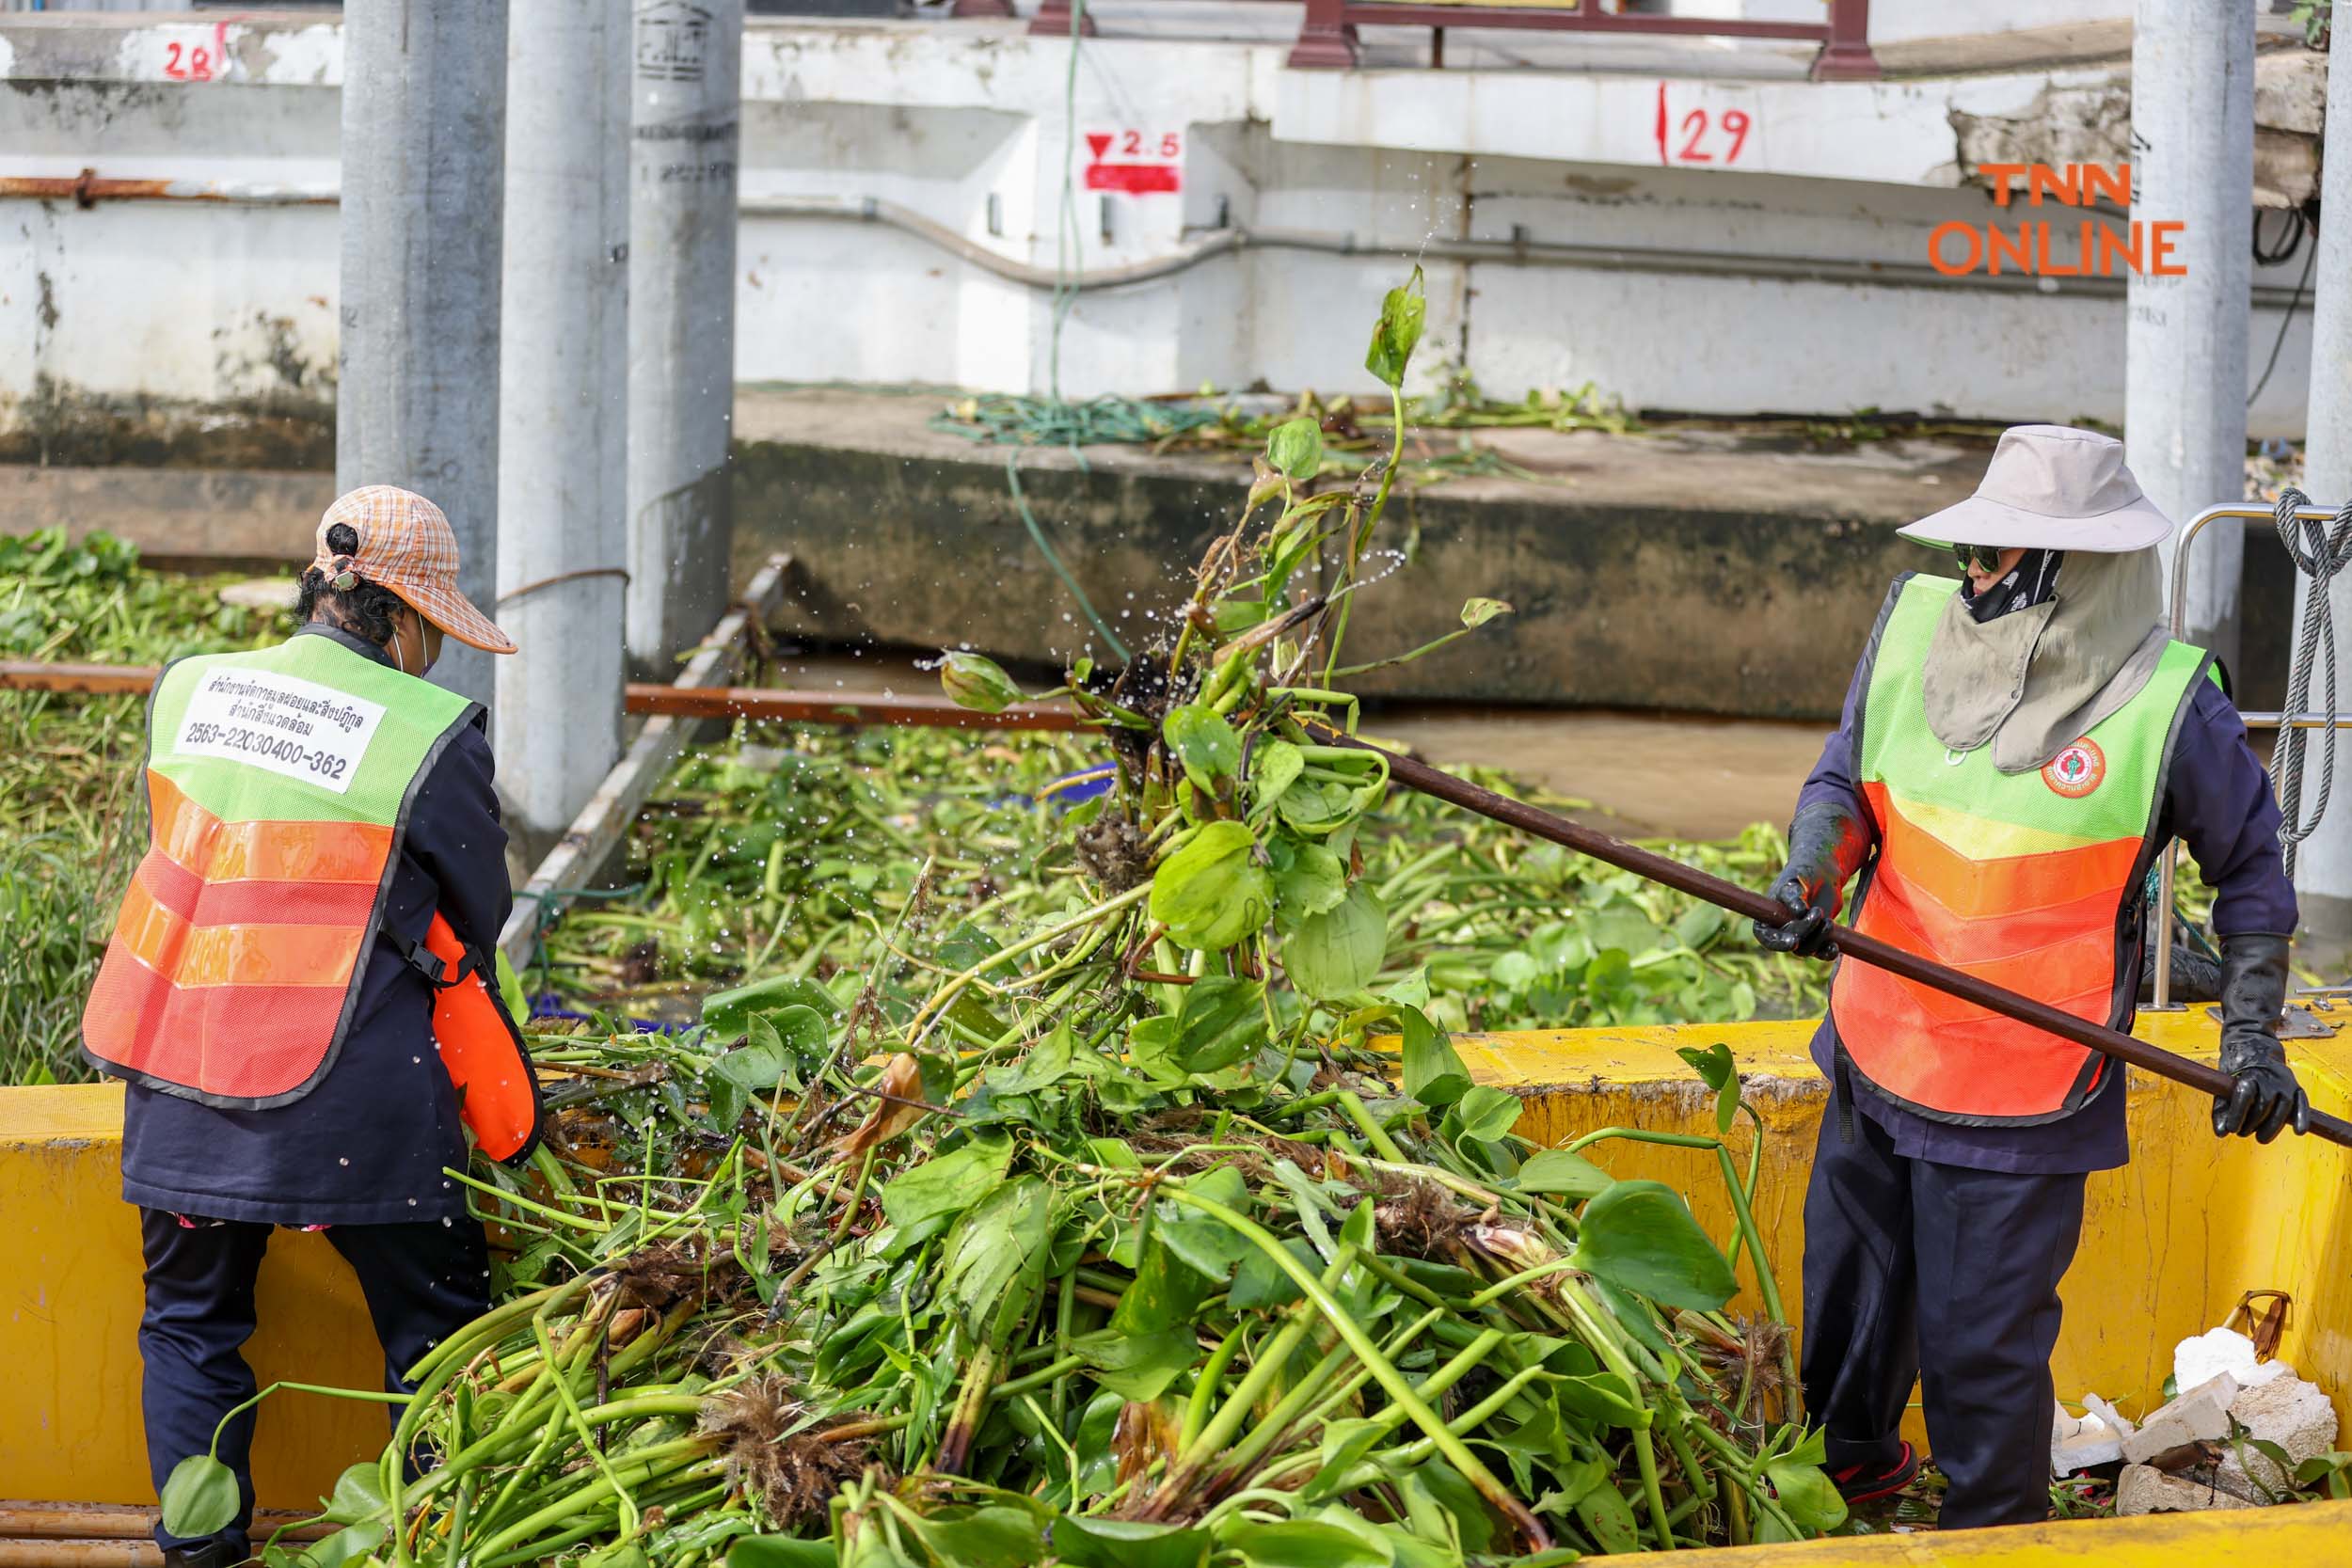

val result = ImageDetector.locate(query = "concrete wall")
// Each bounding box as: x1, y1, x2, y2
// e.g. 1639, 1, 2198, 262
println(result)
0, 10, 2319, 455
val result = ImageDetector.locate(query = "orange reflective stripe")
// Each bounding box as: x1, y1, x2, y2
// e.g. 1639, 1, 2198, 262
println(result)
113, 877, 361, 990
1866, 783, 2143, 922
1855, 859, 2123, 979
146, 771, 393, 886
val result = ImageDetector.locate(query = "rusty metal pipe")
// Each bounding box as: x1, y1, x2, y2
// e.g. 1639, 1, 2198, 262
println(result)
0, 661, 1081, 730
0, 170, 336, 208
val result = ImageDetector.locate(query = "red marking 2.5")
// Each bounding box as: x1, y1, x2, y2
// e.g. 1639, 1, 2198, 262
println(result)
1084, 129, 1184, 196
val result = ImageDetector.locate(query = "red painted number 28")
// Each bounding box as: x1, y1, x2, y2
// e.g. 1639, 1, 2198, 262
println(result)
1120, 131, 1182, 160
163, 41, 216, 82
1674, 107, 1751, 165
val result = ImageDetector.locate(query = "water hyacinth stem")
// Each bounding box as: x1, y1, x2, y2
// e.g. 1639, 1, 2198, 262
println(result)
1161, 1183, 1550, 1550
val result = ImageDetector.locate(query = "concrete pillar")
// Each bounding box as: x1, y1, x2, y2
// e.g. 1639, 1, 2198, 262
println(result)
337, 1, 510, 712
626, 0, 743, 675
2124, 0, 2254, 675
2289, 41, 2352, 963
495, 0, 631, 863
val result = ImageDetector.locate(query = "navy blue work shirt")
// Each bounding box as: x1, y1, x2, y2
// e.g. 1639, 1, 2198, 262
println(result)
1795, 619, 2297, 1176
119, 624, 514, 1226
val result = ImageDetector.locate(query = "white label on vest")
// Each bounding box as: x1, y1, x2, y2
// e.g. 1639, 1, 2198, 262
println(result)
171, 668, 387, 795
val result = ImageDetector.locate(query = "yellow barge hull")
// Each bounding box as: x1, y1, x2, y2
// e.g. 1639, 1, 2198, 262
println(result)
7, 1006, 2350, 1560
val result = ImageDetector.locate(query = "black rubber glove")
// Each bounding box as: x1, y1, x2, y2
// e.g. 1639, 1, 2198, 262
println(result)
1754, 800, 1867, 959
2211, 931, 2308, 1144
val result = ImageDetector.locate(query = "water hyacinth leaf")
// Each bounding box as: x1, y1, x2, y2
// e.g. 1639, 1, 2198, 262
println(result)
1250, 738, 1305, 815
941, 1174, 1053, 1328
1397, 1461, 1494, 1554
1491, 951, 1540, 991
1399, 1005, 1470, 1107
1575, 1482, 1644, 1556
299, 1522, 387, 1568
1071, 1325, 1195, 1401
1307, 1510, 1453, 1568
1050, 1516, 1211, 1568
1675, 904, 1725, 950
1569, 1179, 1739, 1311
1265, 416, 1326, 481
1364, 266, 1428, 388
1159, 1165, 1254, 1281
731, 1539, 840, 1568
1554, 1368, 1645, 1430
1230, 1234, 1320, 1309
1764, 1429, 1849, 1534
1164, 704, 1242, 791
1283, 882, 1388, 1000
1269, 834, 1347, 924
1459, 597, 1512, 629
160, 1454, 240, 1541
1676, 1041, 1740, 1134
1298, 1418, 1389, 1502
939, 649, 1025, 714
1216, 1518, 1388, 1568
322, 1461, 386, 1526
1112, 1236, 1213, 1334
902, 1504, 1051, 1568
1172, 976, 1268, 1074
1454, 1085, 1523, 1145
879, 1134, 1014, 1242
1514, 1147, 1613, 1200
702, 974, 842, 1037
1150, 821, 1272, 950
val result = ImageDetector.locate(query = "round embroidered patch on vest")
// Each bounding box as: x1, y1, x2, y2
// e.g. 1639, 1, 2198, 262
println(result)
2042, 737, 2106, 798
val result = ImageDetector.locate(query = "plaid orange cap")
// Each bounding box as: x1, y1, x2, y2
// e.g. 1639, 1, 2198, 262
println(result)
312, 486, 516, 655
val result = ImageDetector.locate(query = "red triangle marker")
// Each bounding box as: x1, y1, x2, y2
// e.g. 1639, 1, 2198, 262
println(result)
1086, 133, 1112, 163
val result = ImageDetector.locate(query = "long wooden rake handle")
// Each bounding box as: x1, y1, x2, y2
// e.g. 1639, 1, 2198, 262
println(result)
1326, 731, 2352, 1151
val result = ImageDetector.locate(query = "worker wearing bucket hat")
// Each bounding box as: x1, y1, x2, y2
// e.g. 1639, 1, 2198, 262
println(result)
1752, 426, 2304, 1528
81, 486, 540, 1567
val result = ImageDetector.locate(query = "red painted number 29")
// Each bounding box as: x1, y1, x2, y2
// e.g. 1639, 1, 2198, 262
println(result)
163, 41, 216, 82
1673, 107, 1751, 166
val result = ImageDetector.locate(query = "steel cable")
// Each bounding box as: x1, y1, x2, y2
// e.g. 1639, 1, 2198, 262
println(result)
2269, 484, 2352, 876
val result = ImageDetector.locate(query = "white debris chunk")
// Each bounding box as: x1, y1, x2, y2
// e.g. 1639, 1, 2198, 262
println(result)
2122, 1373, 2239, 1465
2174, 1327, 2295, 1393
2084, 1393, 2137, 1440
2118, 1463, 2259, 1514
2052, 1405, 2125, 1477
2216, 1374, 2341, 1497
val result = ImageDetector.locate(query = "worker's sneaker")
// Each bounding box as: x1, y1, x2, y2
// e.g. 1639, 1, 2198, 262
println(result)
1832, 1440, 1919, 1505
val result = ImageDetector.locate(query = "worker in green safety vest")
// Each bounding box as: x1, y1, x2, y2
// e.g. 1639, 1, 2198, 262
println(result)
81, 487, 540, 1568
1751, 425, 2305, 1528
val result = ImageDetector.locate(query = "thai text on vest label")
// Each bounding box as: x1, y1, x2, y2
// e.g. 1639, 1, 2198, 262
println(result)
172, 669, 386, 795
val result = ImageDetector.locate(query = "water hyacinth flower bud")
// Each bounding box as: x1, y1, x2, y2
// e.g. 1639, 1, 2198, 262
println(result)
939, 649, 1024, 714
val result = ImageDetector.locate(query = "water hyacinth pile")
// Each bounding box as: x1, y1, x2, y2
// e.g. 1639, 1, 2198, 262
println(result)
533, 724, 1825, 1040
161, 272, 1846, 1566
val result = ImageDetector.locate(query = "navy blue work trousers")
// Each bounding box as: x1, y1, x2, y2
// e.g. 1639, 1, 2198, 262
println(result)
137, 1210, 489, 1556
1799, 1091, 2088, 1530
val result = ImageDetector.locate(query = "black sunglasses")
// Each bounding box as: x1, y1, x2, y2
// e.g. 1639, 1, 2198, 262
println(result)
1952, 543, 2007, 573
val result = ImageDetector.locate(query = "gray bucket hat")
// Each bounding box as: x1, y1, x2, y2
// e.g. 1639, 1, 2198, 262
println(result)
1897, 424, 2175, 553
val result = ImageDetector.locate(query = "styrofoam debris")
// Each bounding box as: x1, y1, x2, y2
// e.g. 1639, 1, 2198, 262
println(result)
2174, 1326, 2295, 1394
2084, 1392, 2137, 1439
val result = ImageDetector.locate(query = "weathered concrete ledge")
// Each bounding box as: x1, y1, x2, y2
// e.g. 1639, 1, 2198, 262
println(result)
733, 388, 1991, 718
4, 387, 2297, 719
